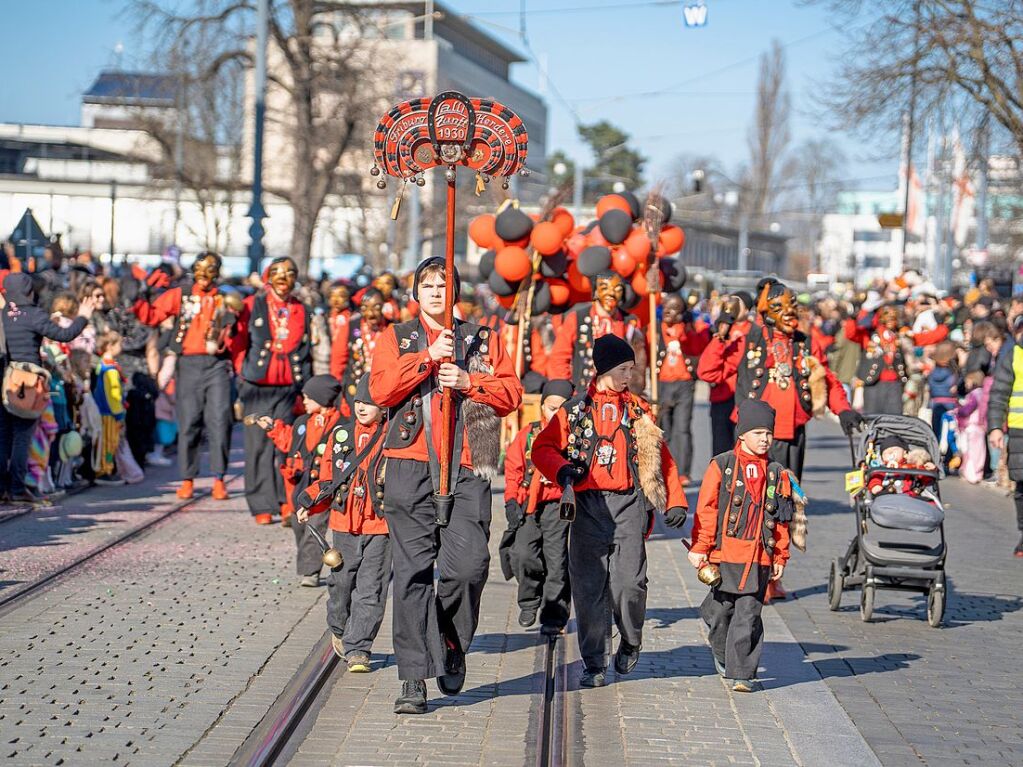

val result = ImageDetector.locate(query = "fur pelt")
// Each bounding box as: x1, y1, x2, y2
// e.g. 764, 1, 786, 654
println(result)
806, 355, 829, 417
787, 469, 809, 551
634, 412, 667, 512
463, 350, 501, 480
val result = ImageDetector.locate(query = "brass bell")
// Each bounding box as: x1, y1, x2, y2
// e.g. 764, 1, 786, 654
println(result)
697, 562, 722, 587
322, 547, 343, 568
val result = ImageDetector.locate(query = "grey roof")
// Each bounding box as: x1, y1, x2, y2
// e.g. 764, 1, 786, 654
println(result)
83, 71, 179, 106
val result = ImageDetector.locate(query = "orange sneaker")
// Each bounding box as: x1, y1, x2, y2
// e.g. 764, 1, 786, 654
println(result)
176, 480, 194, 499
766, 579, 789, 603
212, 478, 229, 501
254, 513, 274, 525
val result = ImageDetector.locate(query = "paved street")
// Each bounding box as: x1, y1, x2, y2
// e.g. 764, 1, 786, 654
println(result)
1, 400, 1022, 765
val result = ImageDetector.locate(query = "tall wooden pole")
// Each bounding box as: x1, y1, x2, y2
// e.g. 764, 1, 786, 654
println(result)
648, 262, 659, 415
438, 169, 457, 499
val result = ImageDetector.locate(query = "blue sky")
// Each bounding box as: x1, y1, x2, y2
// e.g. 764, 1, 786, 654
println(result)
0, 0, 896, 187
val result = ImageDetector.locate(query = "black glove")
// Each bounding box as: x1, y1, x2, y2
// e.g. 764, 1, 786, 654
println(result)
680, 309, 694, 325
556, 463, 587, 488
839, 409, 866, 436
664, 506, 688, 529
716, 312, 735, 339
504, 500, 525, 530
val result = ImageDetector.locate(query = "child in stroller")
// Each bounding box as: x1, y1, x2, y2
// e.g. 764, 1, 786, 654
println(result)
866, 434, 937, 497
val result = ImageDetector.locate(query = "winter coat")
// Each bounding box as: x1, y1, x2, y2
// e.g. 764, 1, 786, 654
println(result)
987, 339, 1023, 480
1, 273, 87, 364
927, 365, 958, 401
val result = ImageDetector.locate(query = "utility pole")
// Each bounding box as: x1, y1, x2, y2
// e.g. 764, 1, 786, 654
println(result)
573, 163, 584, 219
900, 0, 921, 265
976, 118, 990, 252
737, 213, 749, 272
246, 0, 269, 276
109, 181, 117, 261
174, 68, 185, 245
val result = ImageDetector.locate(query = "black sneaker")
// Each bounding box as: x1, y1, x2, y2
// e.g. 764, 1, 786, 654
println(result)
579, 667, 606, 688
613, 640, 641, 675
731, 678, 761, 693
518, 607, 538, 627
1014, 533, 1023, 558
394, 679, 428, 714
437, 642, 466, 695
540, 623, 564, 636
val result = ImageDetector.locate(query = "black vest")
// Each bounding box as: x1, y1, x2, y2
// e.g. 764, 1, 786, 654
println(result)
735, 322, 814, 416
240, 293, 313, 385
657, 324, 697, 379
855, 331, 908, 386
570, 303, 639, 386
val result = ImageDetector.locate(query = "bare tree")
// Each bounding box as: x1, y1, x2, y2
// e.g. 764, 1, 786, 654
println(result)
130, 0, 400, 274
743, 39, 791, 226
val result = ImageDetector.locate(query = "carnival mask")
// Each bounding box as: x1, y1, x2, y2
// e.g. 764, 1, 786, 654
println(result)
192, 254, 220, 291
268, 258, 298, 298
361, 292, 384, 326
763, 288, 799, 335
594, 274, 624, 314
878, 306, 899, 331
329, 284, 351, 313
373, 273, 397, 298
661, 296, 684, 326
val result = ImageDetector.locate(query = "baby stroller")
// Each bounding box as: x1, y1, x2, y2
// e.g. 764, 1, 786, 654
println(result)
828, 414, 947, 627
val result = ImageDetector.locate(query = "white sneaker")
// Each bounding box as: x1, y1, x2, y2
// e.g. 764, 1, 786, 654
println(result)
147, 452, 173, 467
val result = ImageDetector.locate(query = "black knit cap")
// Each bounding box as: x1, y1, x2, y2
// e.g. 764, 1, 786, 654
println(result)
353, 374, 376, 406
592, 334, 635, 376
877, 434, 909, 454
736, 400, 776, 436
541, 379, 574, 403
303, 374, 343, 408
733, 291, 754, 311
412, 256, 461, 303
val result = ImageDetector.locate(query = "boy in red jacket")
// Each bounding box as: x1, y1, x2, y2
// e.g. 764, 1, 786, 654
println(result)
297, 375, 390, 674
532, 335, 688, 688
502, 379, 575, 634
253, 374, 342, 586
688, 400, 794, 692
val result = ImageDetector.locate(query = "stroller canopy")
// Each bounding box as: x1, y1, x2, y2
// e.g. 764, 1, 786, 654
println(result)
855, 414, 945, 478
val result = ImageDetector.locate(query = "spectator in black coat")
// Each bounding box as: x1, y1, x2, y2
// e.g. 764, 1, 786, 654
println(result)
0, 273, 97, 502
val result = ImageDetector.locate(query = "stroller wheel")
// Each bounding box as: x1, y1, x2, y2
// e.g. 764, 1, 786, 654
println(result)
828, 559, 844, 611
860, 583, 875, 622
927, 581, 946, 628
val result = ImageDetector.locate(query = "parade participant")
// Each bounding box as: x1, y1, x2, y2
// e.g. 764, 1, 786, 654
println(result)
369, 256, 522, 715
132, 252, 235, 500
548, 272, 644, 389
845, 302, 949, 415
297, 374, 391, 673
698, 292, 753, 457
657, 293, 711, 486
327, 281, 353, 338
252, 374, 342, 585
688, 400, 793, 692
985, 320, 1023, 556
330, 287, 391, 412
532, 335, 688, 688
700, 281, 862, 479
502, 379, 574, 634
372, 271, 402, 322
232, 257, 313, 525
499, 300, 551, 394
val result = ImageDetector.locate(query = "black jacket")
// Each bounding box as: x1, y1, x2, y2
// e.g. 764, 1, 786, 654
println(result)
987, 337, 1023, 481
1, 273, 87, 365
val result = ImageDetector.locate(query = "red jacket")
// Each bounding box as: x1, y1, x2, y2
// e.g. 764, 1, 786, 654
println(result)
265, 407, 342, 517
330, 317, 390, 382
697, 319, 751, 403
530, 386, 687, 510
548, 306, 642, 380
505, 420, 562, 513
500, 321, 549, 379
133, 285, 220, 356
230, 291, 309, 385
659, 320, 711, 382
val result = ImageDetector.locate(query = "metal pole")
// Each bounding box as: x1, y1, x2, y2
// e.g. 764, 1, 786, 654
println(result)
109, 181, 117, 260
425, 0, 434, 40
247, 0, 269, 275
900, 0, 920, 264
573, 162, 584, 219
174, 69, 185, 245
737, 214, 749, 271
976, 118, 989, 251
25, 208, 33, 270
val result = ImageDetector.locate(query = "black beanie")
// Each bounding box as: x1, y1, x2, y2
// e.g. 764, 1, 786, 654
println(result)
733, 291, 754, 311
412, 256, 461, 303
303, 374, 342, 408
592, 334, 635, 376
736, 400, 776, 436
353, 374, 376, 406
541, 379, 574, 403
877, 434, 909, 454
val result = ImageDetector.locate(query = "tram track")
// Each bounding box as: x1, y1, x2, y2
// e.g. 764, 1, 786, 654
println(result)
0, 473, 243, 619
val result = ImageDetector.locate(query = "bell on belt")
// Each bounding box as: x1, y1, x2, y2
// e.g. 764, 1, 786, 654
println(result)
698, 562, 722, 587
302, 516, 343, 569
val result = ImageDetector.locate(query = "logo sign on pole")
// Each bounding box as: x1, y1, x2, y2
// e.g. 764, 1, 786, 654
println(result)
683, 3, 708, 27
877, 212, 904, 229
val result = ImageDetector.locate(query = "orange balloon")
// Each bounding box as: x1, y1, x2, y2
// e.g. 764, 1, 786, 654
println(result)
568, 284, 591, 305
469, 214, 497, 249
495, 246, 532, 282
624, 229, 652, 261
658, 225, 685, 255
531, 221, 564, 256
567, 260, 591, 293
596, 194, 632, 218
565, 232, 588, 256
496, 293, 516, 309
586, 227, 609, 248
631, 268, 649, 297
551, 207, 575, 238
612, 248, 637, 278
548, 278, 571, 306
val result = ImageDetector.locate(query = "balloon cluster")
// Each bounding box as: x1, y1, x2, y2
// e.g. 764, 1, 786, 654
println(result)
470, 192, 687, 317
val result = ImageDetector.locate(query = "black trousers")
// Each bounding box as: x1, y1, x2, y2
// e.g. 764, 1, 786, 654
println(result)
0, 408, 35, 496
1012, 482, 1023, 532
292, 509, 330, 576
176, 356, 233, 479
700, 574, 769, 681
511, 500, 571, 629
327, 532, 392, 655
768, 425, 806, 481
384, 458, 492, 681
710, 397, 736, 458
570, 489, 650, 672
239, 380, 297, 516
863, 380, 903, 416
658, 379, 696, 476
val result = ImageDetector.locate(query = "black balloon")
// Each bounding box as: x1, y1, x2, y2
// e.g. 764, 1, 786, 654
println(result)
479, 249, 497, 280
656, 196, 674, 225
531, 280, 551, 315
619, 190, 642, 220
577, 245, 612, 277
488, 270, 521, 297
540, 249, 568, 278
621, 282, 641, 311
495, 207, 533, 242
599, 209, 632, 245
659, 257, 687, 293
581, 219, 599, 235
